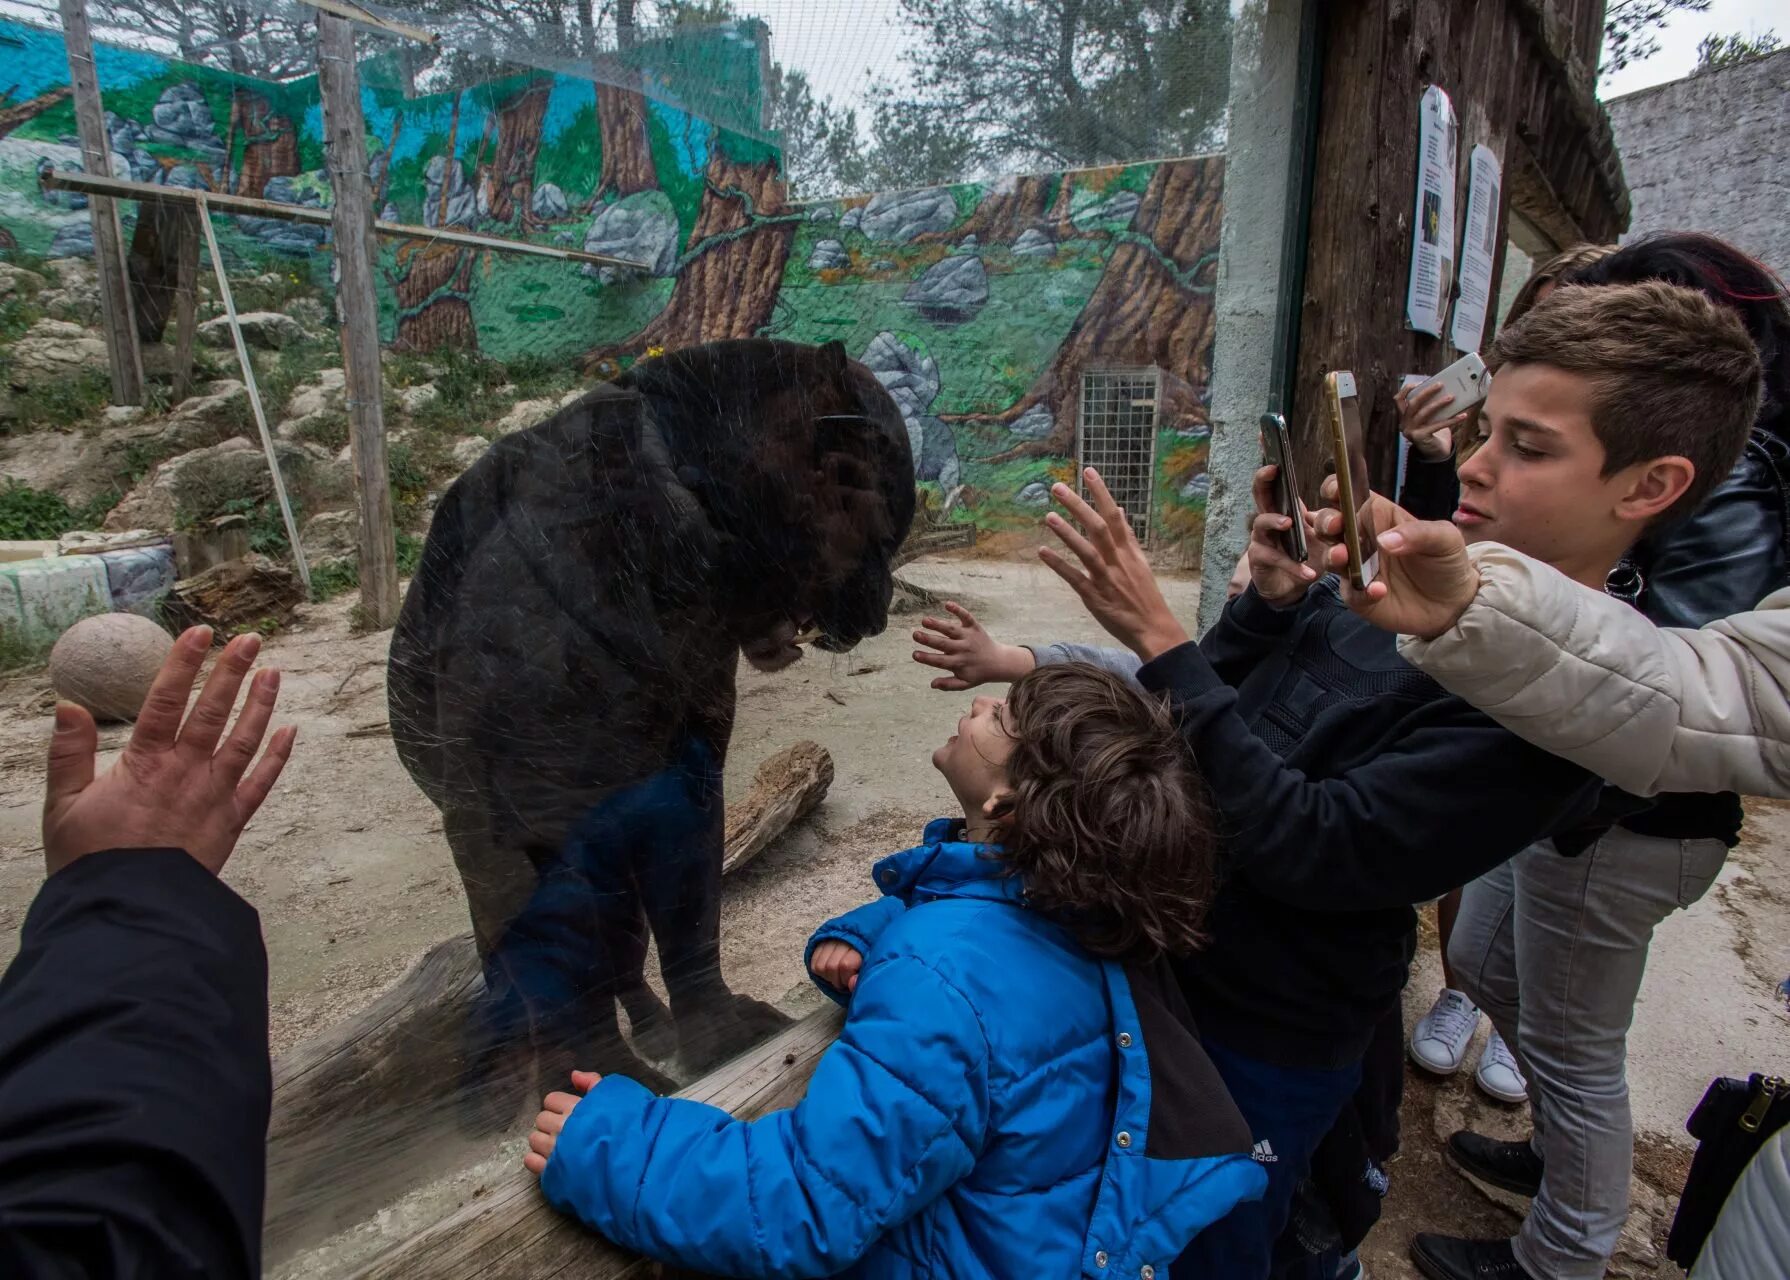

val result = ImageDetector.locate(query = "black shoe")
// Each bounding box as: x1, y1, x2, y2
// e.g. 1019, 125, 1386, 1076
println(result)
1446, 1129, 1543, 1198
1410, 1234, 1534, 1279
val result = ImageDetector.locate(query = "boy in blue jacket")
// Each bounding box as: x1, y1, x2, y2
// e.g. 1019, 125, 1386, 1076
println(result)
524, 662, 1266, 1277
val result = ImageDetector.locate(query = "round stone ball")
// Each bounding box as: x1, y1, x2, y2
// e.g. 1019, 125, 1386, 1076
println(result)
48, 613, 175, 723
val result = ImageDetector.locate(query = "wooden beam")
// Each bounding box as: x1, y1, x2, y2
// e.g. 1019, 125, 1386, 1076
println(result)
351, 1005, 845, 1279
170, 208, 200, 402
41, 170, 648, 269
195, 195, 311, 592
300, 0, 440, 46
57, 0, 143, 405
317, 11, 398, 629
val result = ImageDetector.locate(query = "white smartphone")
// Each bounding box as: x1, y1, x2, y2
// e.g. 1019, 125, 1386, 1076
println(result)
1409, 352, 1490, 424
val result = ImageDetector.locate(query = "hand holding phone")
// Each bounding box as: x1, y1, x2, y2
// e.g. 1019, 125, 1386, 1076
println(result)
1258, 412, 1308, 563
1323, 371, 1375, 590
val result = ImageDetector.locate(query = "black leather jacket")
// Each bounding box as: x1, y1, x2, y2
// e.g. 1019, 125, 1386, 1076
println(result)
1624, 430, 1790, 628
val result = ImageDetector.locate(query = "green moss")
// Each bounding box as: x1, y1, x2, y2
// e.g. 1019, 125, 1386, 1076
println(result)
0, 479, 79, 539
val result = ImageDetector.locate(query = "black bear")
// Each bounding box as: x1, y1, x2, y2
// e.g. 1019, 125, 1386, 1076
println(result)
388, 338, 915, 1091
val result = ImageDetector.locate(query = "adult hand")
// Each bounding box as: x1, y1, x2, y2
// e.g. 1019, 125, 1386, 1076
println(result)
1247, 465, 1320, 608
912, 602, 1036, 690
809, 940, 863, 995
1396, 381, 1469, 461
1039, 468, 1190, 662
524, 1070, 602, 1177
42, 626, 296, 878
1314, 476, 1480, 639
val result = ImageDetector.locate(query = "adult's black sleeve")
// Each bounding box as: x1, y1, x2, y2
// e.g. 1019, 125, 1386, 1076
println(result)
1639, 443, 1787, 629
0, 849, 271, 1280
1136, 642, 1602, 910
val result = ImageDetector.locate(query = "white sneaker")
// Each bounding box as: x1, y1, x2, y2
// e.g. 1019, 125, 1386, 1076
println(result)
1475, 1027, 1529, 1103
1410, 989, 1481, 1075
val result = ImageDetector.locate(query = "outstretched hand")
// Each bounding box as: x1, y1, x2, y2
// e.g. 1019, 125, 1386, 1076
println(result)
1313, 476, 1481, 640
525, 1070, 603, 1177
1039, 469, 1189, 662
42, 626, 296, 878
912, 602, 1036, 690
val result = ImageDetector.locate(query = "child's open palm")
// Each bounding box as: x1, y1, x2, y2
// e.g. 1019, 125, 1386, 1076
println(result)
525, 1070, 602, 1176
911, 602, 1035, 690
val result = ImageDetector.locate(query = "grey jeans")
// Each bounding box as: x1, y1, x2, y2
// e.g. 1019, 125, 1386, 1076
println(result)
1450, 828, 1728, 1280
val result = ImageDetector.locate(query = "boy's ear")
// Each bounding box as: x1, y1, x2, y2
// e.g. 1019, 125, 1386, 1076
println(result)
1613, 455, 1696, 526
981, 789, 1013, 825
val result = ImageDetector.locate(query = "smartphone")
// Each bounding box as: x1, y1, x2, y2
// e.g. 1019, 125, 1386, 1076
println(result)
1411, 352, 1490, 425
1258, 412, 1308, 563
1323, 370, 1372, 590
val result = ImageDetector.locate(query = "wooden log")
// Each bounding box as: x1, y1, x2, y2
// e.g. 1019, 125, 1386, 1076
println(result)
722, 740, 833, 876
317, 12, 399, 630
163, 554, 305, 636
264, 742, 835, 1265
41, 169, 650, 269
351, 1004, 844, 1280
57, 0, 143, 405
170, 208, 200, 402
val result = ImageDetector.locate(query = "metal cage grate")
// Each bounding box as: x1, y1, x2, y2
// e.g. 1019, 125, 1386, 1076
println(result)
1077, 369, 1160, 543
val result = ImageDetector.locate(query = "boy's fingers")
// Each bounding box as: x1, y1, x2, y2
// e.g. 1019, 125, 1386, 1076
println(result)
1044, 512, 1102, 572
931, 676, 970, 691
523, 1152, 547, 1175
1318, 474, 1340, 505
912, 627, 956, 651
943, 601, 977, 627
179, 633, 262, 759
1050, 483, 1107, 545
44, 702, 98, 810
535, 1109, 566, 1136
917, 617, 961, 639
1081, 468, 1123, 523
1037, 547, 1094, 602
544, 1090, 580, 1114
528, 1130, 556, 1157
130, 626, 213, 754
570, 1069, 602, 1092
912, 649, 959, 672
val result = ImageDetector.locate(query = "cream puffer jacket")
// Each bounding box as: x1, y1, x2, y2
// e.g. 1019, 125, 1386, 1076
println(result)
1398, 543, 1790, 800
1689, 1127, 1790, 1280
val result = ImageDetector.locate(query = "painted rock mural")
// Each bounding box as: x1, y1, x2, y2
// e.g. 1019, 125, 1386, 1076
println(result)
0, 14, 1218, 550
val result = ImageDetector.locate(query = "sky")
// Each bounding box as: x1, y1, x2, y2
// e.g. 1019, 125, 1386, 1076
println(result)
738, 0, 1785, 114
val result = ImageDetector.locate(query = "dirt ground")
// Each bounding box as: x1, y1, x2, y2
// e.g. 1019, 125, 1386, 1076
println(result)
1, 550, 1786, 1277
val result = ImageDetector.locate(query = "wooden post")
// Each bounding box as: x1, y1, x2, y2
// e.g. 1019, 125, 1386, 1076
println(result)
58, 0, 144, 405
317, 11, 400, 628
170, 207, 200, 402
195, 195, 310, 591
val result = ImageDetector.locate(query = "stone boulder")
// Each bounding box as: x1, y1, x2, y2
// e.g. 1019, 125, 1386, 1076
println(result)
858, 188, 957, 243
284, 369, 348, 423
839, 205, 865, 233
237, 174, 331, 255
5, 319, 108, 391
39, 257, 100, 320
49, 613, 174, 723
198, 311, 306, 350
581, 190, 681, 282
35, 156, 86, 210
807, 238, 850, 271
150, 84, 225, 156
451, 436, 490, 468
903, 254, 988, 320
1017, 481, 1052, 506
103, 437, 342, 533
0, 263, 46, 299
395, 383, 440, 414
858, 331, 958, 487
914, 416, 962, 491
1012, 227, 1056, 257
1072, 189, 1142, 229
493, 397, 560, 436
158, 163, 209, 191
301, 508, 359, 570
531, 182, 570, 220
286, 296, 329, 329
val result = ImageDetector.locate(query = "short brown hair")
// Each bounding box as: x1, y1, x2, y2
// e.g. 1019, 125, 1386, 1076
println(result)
1489, 281, 1762, 522
1504, 242, 1617, 326
990, 663, 1215, 960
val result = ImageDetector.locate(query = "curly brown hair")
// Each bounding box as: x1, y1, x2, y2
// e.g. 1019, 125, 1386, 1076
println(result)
988, 663, 1216, 961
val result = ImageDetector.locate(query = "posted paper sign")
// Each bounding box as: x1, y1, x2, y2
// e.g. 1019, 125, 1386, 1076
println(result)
1405, 85, 1459, 337
1451, 145, 1503, 353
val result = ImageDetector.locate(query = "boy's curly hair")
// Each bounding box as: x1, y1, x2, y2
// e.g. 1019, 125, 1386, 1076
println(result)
989, 662, 1215, 961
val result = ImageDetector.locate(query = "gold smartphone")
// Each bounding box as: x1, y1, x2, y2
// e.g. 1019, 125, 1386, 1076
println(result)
1323, 370, 1371, 590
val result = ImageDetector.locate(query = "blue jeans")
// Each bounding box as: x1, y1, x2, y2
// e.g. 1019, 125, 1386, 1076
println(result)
1173, 1037, 1364, 1280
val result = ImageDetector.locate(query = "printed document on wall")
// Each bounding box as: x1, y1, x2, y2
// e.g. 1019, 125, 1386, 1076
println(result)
1451, 145, 1502, 353
1405, 85, 1459, 337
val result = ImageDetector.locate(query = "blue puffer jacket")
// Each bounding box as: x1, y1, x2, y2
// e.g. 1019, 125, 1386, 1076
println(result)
539, 819, 1265, 1278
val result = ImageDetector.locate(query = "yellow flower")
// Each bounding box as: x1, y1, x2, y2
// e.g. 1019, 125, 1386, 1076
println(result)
645, 345, 665, 358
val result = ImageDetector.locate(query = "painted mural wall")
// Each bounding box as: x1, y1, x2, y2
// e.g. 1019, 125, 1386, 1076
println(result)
0, 16, 1221, 553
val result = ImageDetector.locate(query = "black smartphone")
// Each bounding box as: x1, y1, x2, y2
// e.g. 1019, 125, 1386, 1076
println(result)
1259, 412, 1308, 563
